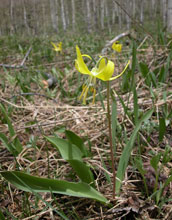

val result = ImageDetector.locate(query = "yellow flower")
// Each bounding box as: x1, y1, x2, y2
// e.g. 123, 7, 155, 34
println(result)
112, 41, 122, 52
75, 46, 130, 104
51, 42, 62, 53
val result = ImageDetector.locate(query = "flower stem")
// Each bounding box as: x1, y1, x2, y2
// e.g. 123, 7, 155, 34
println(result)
107, 81, 116, 203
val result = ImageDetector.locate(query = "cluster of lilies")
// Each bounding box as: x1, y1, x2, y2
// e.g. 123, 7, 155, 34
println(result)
51, 40, 130, 104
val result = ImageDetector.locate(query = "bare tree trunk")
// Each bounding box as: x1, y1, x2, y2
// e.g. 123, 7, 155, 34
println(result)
112, 2, 116, 25
100, 0, 105, 29
117, 4, 122, 29
162, 0, 168, 26
86, 0, 92, 33
65, 0, 69, 28
140, 0, 144, 23
10, 0, 15, 34
41, 0, 46, 35
22, 0, 30, 34
71, 0, 75, 31
50, 0, 58, 33
125, 0, 131, 29
132, 0, 136, 18
60, 0, 66, 31
105, 0, 111, 33
167, 0, 172, 32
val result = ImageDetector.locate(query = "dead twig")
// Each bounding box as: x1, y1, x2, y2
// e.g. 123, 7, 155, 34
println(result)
0, 46, 32, 69
102, 31, 131, 54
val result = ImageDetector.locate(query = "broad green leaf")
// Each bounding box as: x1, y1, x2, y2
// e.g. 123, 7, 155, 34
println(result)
65, 130, 87, 156
1, 171, 107, 203
45, 136, 83, 160
45, 136, 94, 185
68, 160, 94, 185
116, 109, 153, 194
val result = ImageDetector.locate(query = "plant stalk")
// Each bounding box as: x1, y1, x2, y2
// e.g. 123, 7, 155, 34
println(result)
107, 81, 116, 202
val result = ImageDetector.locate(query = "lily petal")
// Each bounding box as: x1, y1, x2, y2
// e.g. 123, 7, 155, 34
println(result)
92, 58, 115, 81
75, 46, 92, 75
109, 60, 130, 81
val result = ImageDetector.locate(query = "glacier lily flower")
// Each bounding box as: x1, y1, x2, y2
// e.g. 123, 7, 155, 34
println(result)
51, 41, 62, 53
75, 46, 130, 104
112, 41, 122, 52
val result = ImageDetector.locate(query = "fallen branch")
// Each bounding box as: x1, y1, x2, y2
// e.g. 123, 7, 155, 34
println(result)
101, 31, 131, 54
20, 46, 32, 66
0, 46, 32, 69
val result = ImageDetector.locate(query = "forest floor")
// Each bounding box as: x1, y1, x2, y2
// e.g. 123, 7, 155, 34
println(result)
0, 32, 172, 220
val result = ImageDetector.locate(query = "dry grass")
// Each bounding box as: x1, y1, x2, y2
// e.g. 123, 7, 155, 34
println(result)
0, 39, 172, 219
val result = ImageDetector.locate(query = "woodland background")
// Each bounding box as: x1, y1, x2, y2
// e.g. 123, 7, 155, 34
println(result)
0, 1, 172, 220
0, 0, 172, 36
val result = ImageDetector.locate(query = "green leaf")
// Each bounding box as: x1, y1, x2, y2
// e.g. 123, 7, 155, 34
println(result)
0, 133, 17, 156
45, 136, 83, 160
150, 71, 157, 87
139, 62, 149, 78
0, 104, 22, 154
1, 171, 107, 203
130, 42, 137, 90
150, 154, 161, 172
0, 104, 15, 137
45, 136, 94, 185
68, 160, 94, 185
65, 130, 87, 156
0, 209, 5, 220
116, 109, 153, 194
134, 158, 149, 196
133, 87, 138, 125
159, 117, 166, 142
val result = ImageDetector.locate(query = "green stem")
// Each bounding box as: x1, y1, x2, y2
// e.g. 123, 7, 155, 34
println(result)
107, 81, 116, 202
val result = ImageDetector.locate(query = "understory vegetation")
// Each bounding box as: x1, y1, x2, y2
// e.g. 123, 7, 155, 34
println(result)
0, 28, 172, 219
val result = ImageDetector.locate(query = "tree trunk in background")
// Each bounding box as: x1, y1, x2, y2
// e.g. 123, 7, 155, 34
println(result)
33, 0, 38, 34
100, 0, 105, 29
22, 0, 30, 34
112, 2, 116, 25
65, 0, 69, 28
60, 0, 66, 31
41, 0, 46, 35
125, 0, 131, 29
0, 0, 171, 36
151, 0, 156, 18
71, 0, 75, 31
167, 0, 172, 32
132, 0, 136, 18
117, 4, 122, 29
140, 0, 144, 23
10, 0, 15, 34
105, 0, 111, 33
86, 0, 92, 33
50, 0, 58, 33
162, 0, 168, 27
92, 0, 98, 30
